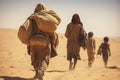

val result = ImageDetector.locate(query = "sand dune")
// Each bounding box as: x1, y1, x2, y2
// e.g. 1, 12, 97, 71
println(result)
0, 28, 120, 80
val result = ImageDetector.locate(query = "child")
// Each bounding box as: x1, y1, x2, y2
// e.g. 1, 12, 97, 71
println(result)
86, 32, 96, 67
97, 37, 111, 67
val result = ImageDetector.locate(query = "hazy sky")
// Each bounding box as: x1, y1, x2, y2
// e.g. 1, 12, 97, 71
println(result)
0, 0, 120, 37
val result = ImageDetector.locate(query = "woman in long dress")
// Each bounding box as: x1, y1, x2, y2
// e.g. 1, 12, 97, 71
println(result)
65, 13, 84, 70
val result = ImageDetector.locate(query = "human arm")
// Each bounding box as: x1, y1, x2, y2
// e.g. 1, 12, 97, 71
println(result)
93, 39, 96, 51
108, 44, 111, 56
65, 24, 70, 38
97, 43, 102, 55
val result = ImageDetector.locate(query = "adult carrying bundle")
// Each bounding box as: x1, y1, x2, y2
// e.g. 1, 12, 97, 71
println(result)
18, 9, 61, 46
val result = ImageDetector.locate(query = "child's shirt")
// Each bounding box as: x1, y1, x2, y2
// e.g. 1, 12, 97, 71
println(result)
86, 37, 96, 50
100, 42, 110, 53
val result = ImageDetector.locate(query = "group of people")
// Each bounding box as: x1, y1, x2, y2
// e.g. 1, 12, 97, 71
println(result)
20, 2, 111, 80
65, 13, 111, 70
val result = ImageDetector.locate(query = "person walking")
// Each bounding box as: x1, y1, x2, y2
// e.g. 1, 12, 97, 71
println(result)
86, 32, 96, 67
18, 2, 61, 80
65, 13, 86, 70
97, 37, 111, 67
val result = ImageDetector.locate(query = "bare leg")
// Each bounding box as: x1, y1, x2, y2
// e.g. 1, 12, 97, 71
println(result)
33, 70, 38, 80
33, 69, 44, 80
88, 58, 93, 67
104, 61, 108, 68
73, 58, 77, 70
69, 58, 73, 71
37, 69, 44, 80
27, 45, 31, 55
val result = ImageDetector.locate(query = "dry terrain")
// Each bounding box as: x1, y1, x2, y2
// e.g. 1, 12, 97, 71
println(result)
0, 28, 120, 80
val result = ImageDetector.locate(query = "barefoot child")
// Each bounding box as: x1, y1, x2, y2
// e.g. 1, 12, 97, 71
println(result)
86, 32, 96, 67
97, 37, 111, 67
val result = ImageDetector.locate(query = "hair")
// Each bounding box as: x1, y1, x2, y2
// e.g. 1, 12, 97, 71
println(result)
104, 36, 109, 42
88, 32, 93, 37
71, 13, 83, 26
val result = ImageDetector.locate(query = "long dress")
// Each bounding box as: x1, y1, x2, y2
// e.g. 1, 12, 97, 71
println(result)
100, 43, 110, 63
65, 23, 82, 60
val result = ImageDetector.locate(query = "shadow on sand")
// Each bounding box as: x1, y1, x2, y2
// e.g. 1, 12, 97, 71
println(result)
0, 76, 33, 80
0, 70, 67, 80
46, 70, 67, 73
106, 65, 120, 70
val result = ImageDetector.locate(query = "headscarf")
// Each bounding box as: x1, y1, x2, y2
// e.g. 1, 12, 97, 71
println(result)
34, 2, 46, 13
71, 13, 83, 26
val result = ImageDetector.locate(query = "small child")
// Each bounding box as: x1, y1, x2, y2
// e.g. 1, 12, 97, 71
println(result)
97, 37, 111, 67
86, 32, 96, 67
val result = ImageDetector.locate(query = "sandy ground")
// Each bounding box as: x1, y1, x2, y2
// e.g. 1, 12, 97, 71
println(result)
0, 28, 120, 80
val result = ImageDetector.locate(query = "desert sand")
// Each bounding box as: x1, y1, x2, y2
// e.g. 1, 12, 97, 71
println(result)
0, 28, 120, 80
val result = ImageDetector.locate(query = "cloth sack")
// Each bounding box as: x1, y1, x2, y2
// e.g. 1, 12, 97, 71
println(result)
79, 27, 87, 50
29, 34, 49, 47
30, 10, 61, 33
18, 19, 33, 45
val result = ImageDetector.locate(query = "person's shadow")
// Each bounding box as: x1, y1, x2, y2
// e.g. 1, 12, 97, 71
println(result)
0, 76, 33, 80
0, 70, 67, 80
46, 70, 67, 73
106, 65, 120, 70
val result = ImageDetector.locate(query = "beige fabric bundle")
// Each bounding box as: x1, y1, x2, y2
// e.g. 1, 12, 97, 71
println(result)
18, 19, 33, 45
30, 34, 49, 47
30, 10, 61, 33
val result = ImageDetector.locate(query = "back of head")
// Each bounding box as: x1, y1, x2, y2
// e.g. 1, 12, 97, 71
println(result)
104, 36, 109, 42
88, 32, 93, 38
34, 2, 46, 13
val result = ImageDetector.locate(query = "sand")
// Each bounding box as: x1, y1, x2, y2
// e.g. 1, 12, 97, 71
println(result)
0, 28, 120, 80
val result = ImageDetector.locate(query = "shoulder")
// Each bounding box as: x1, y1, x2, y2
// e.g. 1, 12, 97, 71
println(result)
67, 23, 72, 27
101, 43, 104, 45
100, 43, 104, 47
107, 43, 110, 47
68, 22, 72, 25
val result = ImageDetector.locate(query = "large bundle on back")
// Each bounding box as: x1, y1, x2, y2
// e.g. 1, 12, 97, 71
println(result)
18, 19, 33, 45
30, 10, 61, 33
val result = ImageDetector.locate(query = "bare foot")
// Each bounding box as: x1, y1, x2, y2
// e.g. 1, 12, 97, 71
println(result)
69, 62, 73, 71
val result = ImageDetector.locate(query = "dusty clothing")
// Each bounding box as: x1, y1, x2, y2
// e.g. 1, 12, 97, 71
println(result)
100, 43, 110, 63
31, 43, 51, 71
67, 44, 80, 60
19, 3, 61, 80
28, 19, 58, 71
30, 21, 51, 70
86, 37, 96, 61
49, 32, 59, 58
65, 23, 82, 60
79, 28, 87, 50
86, 37, 96, 50
87, 49, 95, 62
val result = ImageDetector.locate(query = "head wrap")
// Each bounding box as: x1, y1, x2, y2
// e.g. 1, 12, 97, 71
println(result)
71, 13, 83, 26
34, 2, 46, 13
